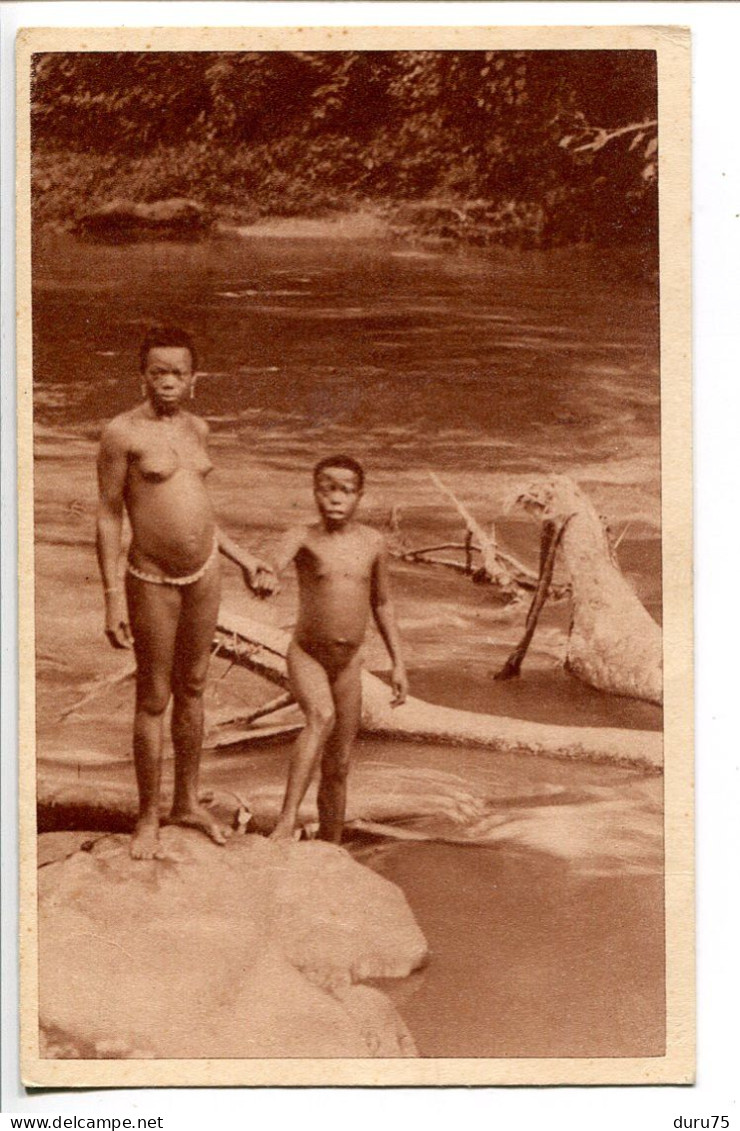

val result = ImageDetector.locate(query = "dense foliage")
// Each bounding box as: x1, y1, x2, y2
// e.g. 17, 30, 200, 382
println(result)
31, 50, 658, 250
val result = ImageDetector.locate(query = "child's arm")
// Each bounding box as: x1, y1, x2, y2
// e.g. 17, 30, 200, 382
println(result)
217, 528, 276, 597
268, 526, 307, 577
370, 542, 408, 706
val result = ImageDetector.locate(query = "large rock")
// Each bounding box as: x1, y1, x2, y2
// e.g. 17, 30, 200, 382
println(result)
39, 829, 426, 1059
75, 198, 210, 241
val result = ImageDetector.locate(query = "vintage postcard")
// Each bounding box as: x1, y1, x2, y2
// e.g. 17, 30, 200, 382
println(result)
16, 23, 692, 1087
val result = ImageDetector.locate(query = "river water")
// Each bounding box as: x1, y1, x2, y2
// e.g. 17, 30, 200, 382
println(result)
33, 231, 660, 494
32, 228, 665, 1058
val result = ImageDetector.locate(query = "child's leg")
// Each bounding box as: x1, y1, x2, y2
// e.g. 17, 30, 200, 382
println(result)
270, 640, 336, 842
318, 653, 363, 844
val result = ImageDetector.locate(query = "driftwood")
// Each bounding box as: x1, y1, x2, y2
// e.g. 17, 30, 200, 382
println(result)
37, 752, 495, 844
387, 476, 569, 601
36, 770, 494, 845
208, 691, 296, 731
495, 517, 573, 681
428, 471, 510, 586
511, 476, 662, 704
59, 668, 135, 720
427, 472, 571, 598
210, 609, 662, 770
386, 504, 475, 575
39, 599, 662, 844
51, 541, 661, 784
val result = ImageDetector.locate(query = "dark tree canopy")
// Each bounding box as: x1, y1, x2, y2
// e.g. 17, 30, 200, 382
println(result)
31, 50, 658, 250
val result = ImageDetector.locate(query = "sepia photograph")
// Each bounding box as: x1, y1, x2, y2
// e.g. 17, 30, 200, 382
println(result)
15, 24, 692, 1088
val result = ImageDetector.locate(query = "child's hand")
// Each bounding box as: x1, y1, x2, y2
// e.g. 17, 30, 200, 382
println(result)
390, 664, 408, 707
242, 558, 278, 598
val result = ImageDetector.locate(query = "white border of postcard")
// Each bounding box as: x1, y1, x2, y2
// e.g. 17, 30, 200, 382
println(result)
14, 19, 692, 1091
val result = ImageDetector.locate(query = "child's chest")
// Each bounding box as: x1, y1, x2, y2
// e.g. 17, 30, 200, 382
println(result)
297, 537, 374, 585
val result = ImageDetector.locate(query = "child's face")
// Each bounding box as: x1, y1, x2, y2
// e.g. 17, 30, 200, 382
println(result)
142, 346, 194, 413
314, 468, 362, 526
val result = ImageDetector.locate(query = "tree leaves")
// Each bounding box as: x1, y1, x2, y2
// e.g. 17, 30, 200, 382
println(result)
31, 50, 658, 248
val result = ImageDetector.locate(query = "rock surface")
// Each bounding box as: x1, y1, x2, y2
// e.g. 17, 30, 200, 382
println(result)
75, 198, 210, 241
39, 829, 427, 1058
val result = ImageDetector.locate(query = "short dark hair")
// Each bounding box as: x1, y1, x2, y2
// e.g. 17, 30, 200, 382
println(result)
139, 325, 198, 373
313, 454, 365, 491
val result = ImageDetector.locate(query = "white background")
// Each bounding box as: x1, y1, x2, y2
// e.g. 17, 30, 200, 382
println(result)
1, 2, 738, 1125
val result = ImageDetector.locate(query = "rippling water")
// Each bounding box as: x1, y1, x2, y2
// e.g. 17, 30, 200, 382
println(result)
32, 232, 660, 513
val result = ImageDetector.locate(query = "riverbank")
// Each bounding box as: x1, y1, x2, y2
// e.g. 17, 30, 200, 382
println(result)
31, 49, 658, 260
32, 150, 656, 264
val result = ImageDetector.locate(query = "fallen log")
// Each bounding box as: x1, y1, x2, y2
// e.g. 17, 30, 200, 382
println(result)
36, 759, 496, 843
208, 690, 295, 730
404, 541, 473, 558
512, 476, 663, 705
399, 550, 476, 576
48, 601, 662, 775
385, 499, 563, 591
212, 610, 662, 770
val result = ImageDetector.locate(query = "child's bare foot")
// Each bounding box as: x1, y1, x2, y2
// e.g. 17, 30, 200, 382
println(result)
130, 815, 163, 860
169, 804, 230, 845
269, 818, 296, 843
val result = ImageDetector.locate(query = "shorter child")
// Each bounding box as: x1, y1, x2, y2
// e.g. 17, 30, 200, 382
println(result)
269, 455, 408, 844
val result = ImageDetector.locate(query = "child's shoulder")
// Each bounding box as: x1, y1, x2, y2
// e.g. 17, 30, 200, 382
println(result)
283, 522, 313, 546
355, 523, 387, 551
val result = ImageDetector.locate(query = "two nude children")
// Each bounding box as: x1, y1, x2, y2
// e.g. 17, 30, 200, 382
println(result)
97, 326, 407, 859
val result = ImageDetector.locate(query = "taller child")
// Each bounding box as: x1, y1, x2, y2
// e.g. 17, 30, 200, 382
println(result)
269, 455, 408, 844
96, 326, 275, 859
